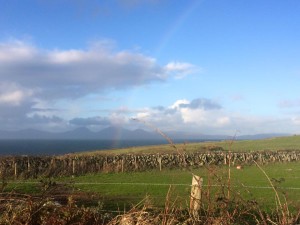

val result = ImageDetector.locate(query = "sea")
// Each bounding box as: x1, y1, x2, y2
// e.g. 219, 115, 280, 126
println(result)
0, 139, 206, 156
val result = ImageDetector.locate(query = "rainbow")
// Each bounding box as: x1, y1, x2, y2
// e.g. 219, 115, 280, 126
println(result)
155, 0, 203, 57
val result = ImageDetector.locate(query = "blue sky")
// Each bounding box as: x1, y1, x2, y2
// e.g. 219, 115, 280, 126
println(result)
0, 0, 300, 135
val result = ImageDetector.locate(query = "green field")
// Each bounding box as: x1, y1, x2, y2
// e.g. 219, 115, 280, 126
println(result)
73, 135, 300, 155
3, 136, 300, 214
7, 162, 300, 212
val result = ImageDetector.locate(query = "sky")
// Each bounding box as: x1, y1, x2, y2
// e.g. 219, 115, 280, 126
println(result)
0, 0, 300, 135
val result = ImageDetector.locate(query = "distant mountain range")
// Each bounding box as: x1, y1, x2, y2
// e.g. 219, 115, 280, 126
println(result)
0, 126, 291, 141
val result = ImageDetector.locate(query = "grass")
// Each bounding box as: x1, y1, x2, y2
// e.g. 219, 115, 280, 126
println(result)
216, 135, 300, 152
71, 135, 300, 155
6, 162, 300, 212
70, 162, 300, 210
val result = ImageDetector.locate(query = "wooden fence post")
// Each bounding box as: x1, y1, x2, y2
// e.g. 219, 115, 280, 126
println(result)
103, 156, 108, 172
134, 156, 138, 170
14, 161, 18, 178
72, 159, 76, 175
157, 155, 162, 171
27, 157, 31, 172
51, 158, 56, 169
190, 175, 203, 217
121, 158, 124, 173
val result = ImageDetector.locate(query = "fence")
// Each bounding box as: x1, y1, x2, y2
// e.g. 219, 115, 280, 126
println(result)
0, 150, 299, 178
7, 178, 300, 213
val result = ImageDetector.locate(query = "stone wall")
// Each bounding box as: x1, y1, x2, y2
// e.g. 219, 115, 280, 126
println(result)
0, 150, 299, 178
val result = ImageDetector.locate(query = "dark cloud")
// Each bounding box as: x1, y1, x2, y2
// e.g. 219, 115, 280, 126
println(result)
164, 108, 177, 115
152, 106, 165, 111
0, 41, 194, 101
0, 41, 165, 100
152, 106, 177, 115
0, 101, 65, 130
69, 117, 112, 126
179, 98, 221, 110
31, 107, 60, 112
27, 115, 64, 124
151, 98, 221, 116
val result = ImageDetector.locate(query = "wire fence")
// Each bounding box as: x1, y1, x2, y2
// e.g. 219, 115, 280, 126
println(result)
5, 179, 300, 215
10, 181, 300, 190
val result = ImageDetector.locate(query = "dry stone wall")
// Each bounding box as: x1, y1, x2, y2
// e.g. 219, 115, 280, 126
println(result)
0, 151, 299, 178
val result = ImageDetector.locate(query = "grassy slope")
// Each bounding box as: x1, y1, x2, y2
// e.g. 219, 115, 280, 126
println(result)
70, 135, 300, 156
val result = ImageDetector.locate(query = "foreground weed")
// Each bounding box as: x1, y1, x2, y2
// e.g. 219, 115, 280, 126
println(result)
253, 160, 300, 225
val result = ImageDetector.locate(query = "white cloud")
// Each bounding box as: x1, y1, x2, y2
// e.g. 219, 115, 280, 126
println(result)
49, 50, 84, 63
136, 111, 151, 119
131, 98, 300, 135
291, 116, 300, 125
0, 40, 196, 100
216, 117, 230, 126
0, 91, 25, 105
171, 99, 189, 109
167, 98, 225, 128
179, 107, 228, 127
0, 40, 37, 62
164, 61, 198, 79
0, 83, 34, 106
133, 98, 228, 133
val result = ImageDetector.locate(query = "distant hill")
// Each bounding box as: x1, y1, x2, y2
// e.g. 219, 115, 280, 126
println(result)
0, 127, 163, 140
236, 133, 290, 140
96, 126, 163, 140
0, 127, 291, 140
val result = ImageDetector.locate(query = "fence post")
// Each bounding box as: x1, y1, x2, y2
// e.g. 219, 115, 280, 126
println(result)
72, 159, 76, 175
103, 156, 108, 172
51, 158, 56, 168
134, 156, 138, 170
27, 157, 30, 172
121, 158, 124, 173
190, 175, 202, 217
14, 161, 18, 178
157, 155, 162, 171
